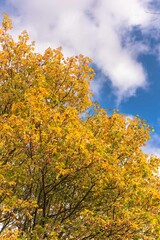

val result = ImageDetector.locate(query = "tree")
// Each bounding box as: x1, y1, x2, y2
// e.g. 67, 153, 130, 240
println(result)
0, 14, 160, 239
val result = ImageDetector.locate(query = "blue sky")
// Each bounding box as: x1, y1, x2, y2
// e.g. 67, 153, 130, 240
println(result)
1, 0, 160, 155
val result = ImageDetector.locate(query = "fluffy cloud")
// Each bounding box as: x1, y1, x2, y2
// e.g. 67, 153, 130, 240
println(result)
143, 133, 160, 157
2, 0, 156, 101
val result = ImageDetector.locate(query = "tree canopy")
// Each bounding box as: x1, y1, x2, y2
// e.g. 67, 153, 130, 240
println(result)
0, 14, 160, 240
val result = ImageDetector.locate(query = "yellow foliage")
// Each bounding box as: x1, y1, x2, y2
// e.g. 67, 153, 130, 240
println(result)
0, 15, 160, 240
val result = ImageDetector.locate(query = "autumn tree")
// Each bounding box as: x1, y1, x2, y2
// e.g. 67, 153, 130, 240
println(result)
0, 14, 160, 239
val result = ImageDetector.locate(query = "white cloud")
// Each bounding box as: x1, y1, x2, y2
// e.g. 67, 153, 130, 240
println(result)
3, 0, 156, 101
143, 133, 160, 157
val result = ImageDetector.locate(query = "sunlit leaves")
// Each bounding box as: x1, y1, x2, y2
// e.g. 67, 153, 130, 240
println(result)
0, 15, 160, 239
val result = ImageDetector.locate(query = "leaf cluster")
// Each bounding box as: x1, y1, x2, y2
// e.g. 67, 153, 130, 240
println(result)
0, 15, 160, 240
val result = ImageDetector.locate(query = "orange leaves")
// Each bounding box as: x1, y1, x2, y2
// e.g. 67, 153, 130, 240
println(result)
2, 13, 12, 31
